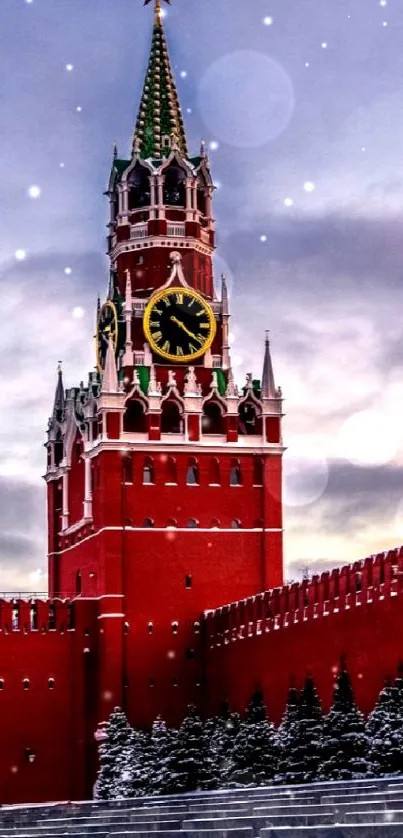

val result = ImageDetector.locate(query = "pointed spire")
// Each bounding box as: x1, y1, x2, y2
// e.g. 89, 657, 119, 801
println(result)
102, 335, 119, 393
53, 361, 65, 419
133, 2, 188, 160
221, 273, 228, 316
261, 330, 276, 398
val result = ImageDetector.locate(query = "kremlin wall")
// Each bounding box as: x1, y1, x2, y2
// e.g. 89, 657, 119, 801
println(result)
0, 0, 401, 809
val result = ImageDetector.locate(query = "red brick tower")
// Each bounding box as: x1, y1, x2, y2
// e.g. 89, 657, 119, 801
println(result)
45, 0, 284, 728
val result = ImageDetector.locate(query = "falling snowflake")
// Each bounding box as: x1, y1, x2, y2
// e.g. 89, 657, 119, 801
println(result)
27, 185, 41, 199
15, 249, 26, 261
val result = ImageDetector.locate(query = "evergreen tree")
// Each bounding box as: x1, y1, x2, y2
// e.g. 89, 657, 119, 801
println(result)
204, 702, 241, 789
367, 671, 403, 776
224, 690, 279, 787
95, 707, 133, 800
318, 666, 370, 780
148, 716, 181, 795
172, 704, 212, 792
116, 728, 149, 798
277, 677, 323, 784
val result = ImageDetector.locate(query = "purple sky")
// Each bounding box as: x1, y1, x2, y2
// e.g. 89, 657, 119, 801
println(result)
0, 0, 402, 592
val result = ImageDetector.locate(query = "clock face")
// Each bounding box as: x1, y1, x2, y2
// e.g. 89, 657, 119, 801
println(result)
143, 287, 216, 363
96, 301, 118, 371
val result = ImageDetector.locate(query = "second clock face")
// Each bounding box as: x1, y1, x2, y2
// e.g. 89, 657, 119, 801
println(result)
143, 287, 216, 362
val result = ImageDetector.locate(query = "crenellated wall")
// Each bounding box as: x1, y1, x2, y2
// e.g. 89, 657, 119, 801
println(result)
0, 597, 99, 804
204, 547, 403, 723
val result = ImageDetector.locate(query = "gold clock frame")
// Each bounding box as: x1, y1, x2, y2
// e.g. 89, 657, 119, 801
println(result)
96, 300, 118, 372
143, 286, 216, 363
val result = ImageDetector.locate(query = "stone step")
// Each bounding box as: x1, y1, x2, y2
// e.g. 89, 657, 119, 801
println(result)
260, 827, 403, 838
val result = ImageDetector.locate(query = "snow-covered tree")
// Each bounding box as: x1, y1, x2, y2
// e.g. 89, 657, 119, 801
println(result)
366, 672, 403, 776
204, 702, 241, 789
318, 665, 370, 780
172, 704, 212, 792
117, 727, 149, 798
224, 690, 279, 787
277, 677, 323, 784
95, 707, 133, 800
148, 716, 180, 795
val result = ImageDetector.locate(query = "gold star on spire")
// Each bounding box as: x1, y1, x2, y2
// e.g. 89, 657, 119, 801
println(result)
143, 0, 171, 25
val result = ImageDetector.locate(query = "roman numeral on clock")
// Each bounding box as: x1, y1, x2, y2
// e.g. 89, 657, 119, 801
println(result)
151, 331, 162, 342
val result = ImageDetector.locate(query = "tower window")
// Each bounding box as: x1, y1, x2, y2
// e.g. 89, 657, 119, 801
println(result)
173, 677, 179, 687
75, 570, 82, 596
149, 678, 156, 688
144, 517, 154, 528
148, 621, 153, 634
165, 456, 178, 484
211, 518, 220, 529
193, 621, 200, 634
187, 518, 198, 528
202, 402, 225, 435
161, 400, 182, 434
209, 457, 221, 485
171, 621, 179, 634
167, 518, 177, 529
230, 460, 242, 486
185, 648, 195, 660
48, 677, 55, 689
253, 458, 264, 486
185, 574, 192, 589
123, 454, 133, 484
124, 400, 147, 434
0, 679, 4, 690
186, 459, 199, 485
23, 678, 30, 690
231, 519, 242, 529
143, 459, 154, 485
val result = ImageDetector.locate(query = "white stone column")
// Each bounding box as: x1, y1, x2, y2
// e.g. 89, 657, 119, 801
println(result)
83, 457, 93, 520
62, 471, 69, 530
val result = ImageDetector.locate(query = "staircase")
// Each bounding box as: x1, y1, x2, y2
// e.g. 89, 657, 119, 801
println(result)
3, 777, 403, 837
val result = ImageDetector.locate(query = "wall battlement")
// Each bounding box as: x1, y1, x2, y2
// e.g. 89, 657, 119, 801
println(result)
205, 547, 403, 648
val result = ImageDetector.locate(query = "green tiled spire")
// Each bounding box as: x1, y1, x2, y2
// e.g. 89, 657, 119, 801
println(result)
133, 1, 188, 160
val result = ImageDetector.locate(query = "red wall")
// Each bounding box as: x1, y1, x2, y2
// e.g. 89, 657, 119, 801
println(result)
0, 598, 98, 804
205, 548, 403, 723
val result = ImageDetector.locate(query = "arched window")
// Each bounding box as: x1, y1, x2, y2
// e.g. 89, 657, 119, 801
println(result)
144, 518, 154, 528
123, 454, 133, 484
231, 519, 242, 529
208, 457, 221, 485
23, 678, 30, 691
127, 164, 151, 210
171, 621, 179, 634
187, 518, 198, 528
197, 185, 206, 215
167, 518, 177, 528
161, 400, 182, 434
211, 518, 220, 529
202, 402, 225, 435
143, 458, 154, 485
166, 456, 178, 484
186, 458, 199, 485
254, 518, 263, 529
163, 162, 186, 207
48, 677, 55, 689
75, 570, 82, 596
238, 402, 263, 436
124, 399, 147, 433
230, 460, 242, 486
253, 457, 264, 486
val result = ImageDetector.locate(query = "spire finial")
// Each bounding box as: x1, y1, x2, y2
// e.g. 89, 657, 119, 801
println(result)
57, 360, 62, 375
144, 0, 171, 25
261, 330, 276, 399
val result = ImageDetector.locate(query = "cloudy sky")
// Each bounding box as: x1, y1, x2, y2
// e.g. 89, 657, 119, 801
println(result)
0, 0, 402, 591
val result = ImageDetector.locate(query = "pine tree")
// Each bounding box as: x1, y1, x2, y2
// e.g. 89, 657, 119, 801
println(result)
224, 690, 279, 787
205, 702, 241, 789
367, 671, 403, 776
318, 666, 370, 780
148, 716, 181, 795
277, 677, 323, 784
95, 707, 133, 800
172, 705, 212, 792
276, 683, 299, 783
116, 728, 150, 798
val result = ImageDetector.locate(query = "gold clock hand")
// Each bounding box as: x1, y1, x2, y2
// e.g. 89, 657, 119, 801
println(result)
170, 315, 199, 342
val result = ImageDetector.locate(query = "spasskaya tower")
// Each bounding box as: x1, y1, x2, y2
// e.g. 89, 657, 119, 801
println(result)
45, 0, 284, 728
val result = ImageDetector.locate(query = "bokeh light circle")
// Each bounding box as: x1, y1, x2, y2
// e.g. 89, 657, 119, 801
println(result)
283, 444, 329, 508
338, 409, 400, 467
198, 51, 294, 148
